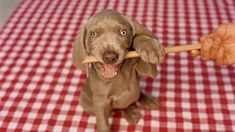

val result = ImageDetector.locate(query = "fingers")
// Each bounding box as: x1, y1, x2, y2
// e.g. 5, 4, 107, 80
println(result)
215, 47, 224, 65
210, 38, 221, 59
196, 32, 221, 61
201, 38, 213, 61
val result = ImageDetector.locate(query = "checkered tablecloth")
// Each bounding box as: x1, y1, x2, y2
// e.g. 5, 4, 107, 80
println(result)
1, 0, 235, 131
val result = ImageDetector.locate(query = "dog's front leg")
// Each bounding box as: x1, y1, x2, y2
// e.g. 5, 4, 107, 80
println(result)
133, 35, 165, 64
93, 98, 111, 132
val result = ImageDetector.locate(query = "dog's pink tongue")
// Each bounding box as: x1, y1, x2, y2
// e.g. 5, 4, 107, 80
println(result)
103, 64, 116, 78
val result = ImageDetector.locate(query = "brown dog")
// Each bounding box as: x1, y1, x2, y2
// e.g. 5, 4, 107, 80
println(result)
72, 10, 165, 132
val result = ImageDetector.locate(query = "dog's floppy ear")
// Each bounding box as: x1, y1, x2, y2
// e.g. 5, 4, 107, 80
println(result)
72, 24, 88, 71
125, 16, 156, 38
125, 16, 158, 78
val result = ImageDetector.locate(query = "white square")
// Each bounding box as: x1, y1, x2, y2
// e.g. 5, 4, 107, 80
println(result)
43, 113, 52, 119
200, 124, 209, 131
5, 101, 13, 107
51, 94, 59, 100
167, 83, 175, 89
23, 123, 33, 131
23, 92, 32, 99
167, 122, 176, 128
8, 122, 17, 129
151, 111, 159, 117
183, 122, 192, 129
198, 112, 207, 119
166, 111, 175, 118
41, 84, 50, 90
216, 124, 225, 131
61, 104, 70, 111
182, 102, 190, 109
65, 95, 73, 102
53, 126, 62, 132
58, 76, 66, 83
47, 103, 56, 110
69, 127, 78, 132
214, 113, 223, 120
19, 74, 28, 81
0, 110, 8, 117
213, 102, 222, 109
28, 112, 37, 119
0, 91, 5, 98
57, 114, 66, 120
15, 82, 23, 89
197, 103, 206, 109
196, 93, 205, 99
38, 124, 47, 131
10, 92, 18, 98
28, 83, 36, 89
181, 83, 190, 89
19, 101, 27, 108
182, 111, 191, 119
150, 120, 159, 127
52, 61, 61, 67
28, 60, 36, 65
45, 75, 53, 82
211, 93, 219, 99
32, 103, 42, 109
228, 104, 235, 111
166, 91, 175, 98
32, 76, 41, 82
12, 66, 20, 72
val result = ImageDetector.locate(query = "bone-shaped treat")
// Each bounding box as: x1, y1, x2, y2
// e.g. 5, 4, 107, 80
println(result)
82, 43, 201, 64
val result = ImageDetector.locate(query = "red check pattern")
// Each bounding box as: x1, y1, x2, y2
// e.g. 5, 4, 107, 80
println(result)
1, 0, 235, 131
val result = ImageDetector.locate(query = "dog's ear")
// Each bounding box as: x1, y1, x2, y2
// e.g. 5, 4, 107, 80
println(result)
136, 59, 158, 79
72, 24, 88, 71
125, 16, 158, 78
125, 16, 156, 38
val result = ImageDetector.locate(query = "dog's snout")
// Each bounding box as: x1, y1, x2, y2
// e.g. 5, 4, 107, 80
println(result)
102, 51, 119, 64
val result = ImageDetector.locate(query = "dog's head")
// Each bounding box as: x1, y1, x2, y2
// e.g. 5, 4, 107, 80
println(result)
73, 10, 155, 80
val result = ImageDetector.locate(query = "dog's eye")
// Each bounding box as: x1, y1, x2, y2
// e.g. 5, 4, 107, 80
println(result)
120, 30, 127, 36
90, 32, 97, 37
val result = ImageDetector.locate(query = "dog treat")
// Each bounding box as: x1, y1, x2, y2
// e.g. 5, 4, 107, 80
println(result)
82, 43, 201, 64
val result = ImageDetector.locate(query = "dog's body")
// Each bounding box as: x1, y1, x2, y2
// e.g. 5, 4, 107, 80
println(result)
73, 10, 165, 132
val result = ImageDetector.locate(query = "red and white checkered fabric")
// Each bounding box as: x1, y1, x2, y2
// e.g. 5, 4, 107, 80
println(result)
1, 0, 235, 131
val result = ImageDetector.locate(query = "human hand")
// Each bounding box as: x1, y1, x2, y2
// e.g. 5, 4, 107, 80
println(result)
191, 23, 235, 65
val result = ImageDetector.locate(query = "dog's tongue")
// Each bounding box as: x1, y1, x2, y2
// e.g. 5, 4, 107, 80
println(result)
103, 64, 116, 78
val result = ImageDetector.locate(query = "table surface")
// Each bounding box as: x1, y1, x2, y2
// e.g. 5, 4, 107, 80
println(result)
1, 0, 235, 131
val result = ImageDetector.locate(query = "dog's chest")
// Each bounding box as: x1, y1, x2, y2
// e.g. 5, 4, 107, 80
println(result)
111, 69, 138, 92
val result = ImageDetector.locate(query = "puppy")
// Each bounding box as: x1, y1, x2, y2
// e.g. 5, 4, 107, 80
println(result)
72, 10, 165, 132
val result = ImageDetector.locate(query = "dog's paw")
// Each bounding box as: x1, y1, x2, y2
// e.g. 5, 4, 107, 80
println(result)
135, 38, 165, 64
138, 93, 159, 110
123, 106, 141, 124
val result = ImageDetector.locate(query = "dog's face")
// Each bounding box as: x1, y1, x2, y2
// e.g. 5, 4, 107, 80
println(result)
73, 10, 134, 80
85, 12, 133, 80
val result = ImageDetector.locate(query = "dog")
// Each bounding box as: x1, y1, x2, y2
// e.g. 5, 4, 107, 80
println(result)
72, 10, 165, 132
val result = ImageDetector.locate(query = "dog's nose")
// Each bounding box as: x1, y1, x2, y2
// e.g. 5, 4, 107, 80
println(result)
102, 51, 119, 64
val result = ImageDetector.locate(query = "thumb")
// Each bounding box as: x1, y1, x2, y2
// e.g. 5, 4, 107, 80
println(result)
191, 49, 200, 57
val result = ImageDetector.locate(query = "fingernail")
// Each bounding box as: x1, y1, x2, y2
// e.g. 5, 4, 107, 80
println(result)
218, 47, 224, 53
214, 38, 221, 44
207, 39, 213, 45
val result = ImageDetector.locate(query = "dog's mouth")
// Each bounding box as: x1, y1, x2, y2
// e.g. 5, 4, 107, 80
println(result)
95, 62, 121, 80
